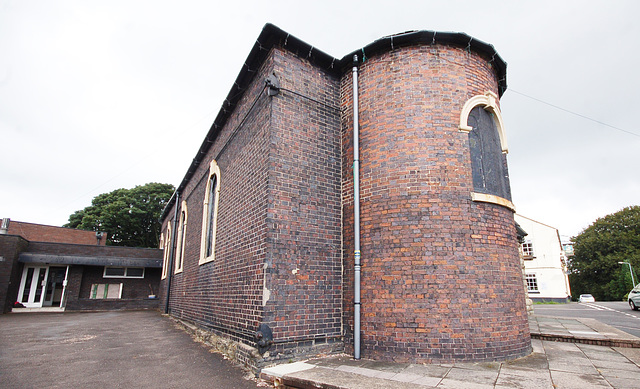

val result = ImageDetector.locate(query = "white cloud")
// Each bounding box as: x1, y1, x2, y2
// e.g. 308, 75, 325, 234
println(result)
1, 0, 638, 237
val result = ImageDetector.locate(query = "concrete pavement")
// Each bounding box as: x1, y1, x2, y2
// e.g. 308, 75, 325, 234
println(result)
261, 316, 640, 388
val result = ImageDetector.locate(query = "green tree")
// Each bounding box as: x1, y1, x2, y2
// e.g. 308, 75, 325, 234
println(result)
568, 205, 640, 301
64, 183, 175, 248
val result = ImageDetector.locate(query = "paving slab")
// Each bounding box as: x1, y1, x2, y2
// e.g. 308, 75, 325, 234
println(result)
401, 363, 451, 378
549, 370, 613, 388
501, 352, 549, 371
494, 369, 553, 389
283, 366, 425, 389
441, 366, 499, 386
614, 346, 640, 366
437, 378, 495, 389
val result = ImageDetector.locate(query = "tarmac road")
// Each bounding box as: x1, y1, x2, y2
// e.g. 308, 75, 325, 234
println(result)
0, 310, 260, 389
534, 301, 640, 338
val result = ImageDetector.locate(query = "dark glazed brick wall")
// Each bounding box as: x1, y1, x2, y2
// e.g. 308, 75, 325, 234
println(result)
161, 48, 274, 345
160, 48, 343, 365
341, 45, 530, 363
264, 48, 342, 347
0, 235, 28, 313
65, 265, 160, 311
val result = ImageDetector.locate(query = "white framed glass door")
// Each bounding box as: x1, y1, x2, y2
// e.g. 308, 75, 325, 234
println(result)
18, 266, 49, 308
43, 266, 67, 307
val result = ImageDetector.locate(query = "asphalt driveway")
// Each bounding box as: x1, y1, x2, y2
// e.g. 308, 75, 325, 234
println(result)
0, 310, 260, 388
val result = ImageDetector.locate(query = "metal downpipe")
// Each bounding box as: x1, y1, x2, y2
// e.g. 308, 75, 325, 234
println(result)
164, 191, 180, 314
352, 55, 362, 360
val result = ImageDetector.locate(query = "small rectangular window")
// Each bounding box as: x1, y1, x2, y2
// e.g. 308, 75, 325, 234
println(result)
90, 283, 123, 299
104, 267, 126, 277
103, 267, 145, 279
126, 268, 144, 278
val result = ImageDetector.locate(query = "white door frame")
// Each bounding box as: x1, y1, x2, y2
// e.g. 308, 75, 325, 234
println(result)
17, 265, 49, 308
18, 265, 70, 308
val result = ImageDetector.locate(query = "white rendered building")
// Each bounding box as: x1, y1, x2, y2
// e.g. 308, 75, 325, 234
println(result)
515, 214, 571, 302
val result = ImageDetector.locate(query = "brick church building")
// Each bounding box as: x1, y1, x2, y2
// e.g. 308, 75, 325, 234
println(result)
159, 24, 531, 370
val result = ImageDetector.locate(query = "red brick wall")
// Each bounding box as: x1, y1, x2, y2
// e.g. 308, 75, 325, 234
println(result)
26, 241, 162, 260
3, 220, 105, 245
341, 45, 530, 363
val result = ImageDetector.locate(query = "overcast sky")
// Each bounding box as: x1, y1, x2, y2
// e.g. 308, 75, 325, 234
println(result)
1, 0, 638, 239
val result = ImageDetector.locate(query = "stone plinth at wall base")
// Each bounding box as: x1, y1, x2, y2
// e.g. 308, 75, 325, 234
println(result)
169, 316, 259, 372
168, 315, 344, 375
526, 298, 534, 315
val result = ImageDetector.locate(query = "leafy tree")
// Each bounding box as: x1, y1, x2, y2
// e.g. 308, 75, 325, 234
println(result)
568, 206, 640, 301
64, 183, 175, 248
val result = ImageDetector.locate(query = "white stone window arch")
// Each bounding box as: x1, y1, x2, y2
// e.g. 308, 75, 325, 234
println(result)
459, 91, 508, 152
200, 159, 221, 265
174, 200, 188, 274
459, 91, 515, 211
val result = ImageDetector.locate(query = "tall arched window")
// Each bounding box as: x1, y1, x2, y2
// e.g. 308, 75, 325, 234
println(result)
174, 200, 188, 274
460, 91, 515, 210
161, 225, 171, 279
200, 159, 221, 264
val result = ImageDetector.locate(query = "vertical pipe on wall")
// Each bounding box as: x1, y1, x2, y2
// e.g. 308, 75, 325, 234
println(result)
60, 265, 70, 308
352, 55, 362, 360
164, 191, 180, 314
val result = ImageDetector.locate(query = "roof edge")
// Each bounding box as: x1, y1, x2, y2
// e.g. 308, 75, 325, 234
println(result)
162, 24, 508, 219
339, 30, 507, 94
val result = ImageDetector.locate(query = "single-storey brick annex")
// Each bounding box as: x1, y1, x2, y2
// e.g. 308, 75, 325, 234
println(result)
159, 23, 531, 371
0, 219, 162, 314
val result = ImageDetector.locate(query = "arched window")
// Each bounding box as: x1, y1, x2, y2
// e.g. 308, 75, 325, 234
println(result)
161, 225, 171, 280
460, 91, 515, 210
200, 159, 221, 264
174, 200, 188, 274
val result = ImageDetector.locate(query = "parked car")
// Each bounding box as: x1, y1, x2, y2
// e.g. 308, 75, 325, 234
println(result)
628, 285, 640, 310
579, 294, 595, 303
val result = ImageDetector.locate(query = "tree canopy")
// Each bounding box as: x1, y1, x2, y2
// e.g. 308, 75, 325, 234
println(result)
64, 182, 175, 248
568, 205, 640, 301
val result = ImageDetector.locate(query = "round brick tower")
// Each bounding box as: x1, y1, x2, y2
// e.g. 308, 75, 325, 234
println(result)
341, 32, 531, 363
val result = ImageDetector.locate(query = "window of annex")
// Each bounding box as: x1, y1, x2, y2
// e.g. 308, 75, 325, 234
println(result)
90, 283, 123, 299
174, 200, 188, 274
104, 266, 145, 278
459, 91, 514, 211
200, 159, 221, 265
161, 225, 171, 280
